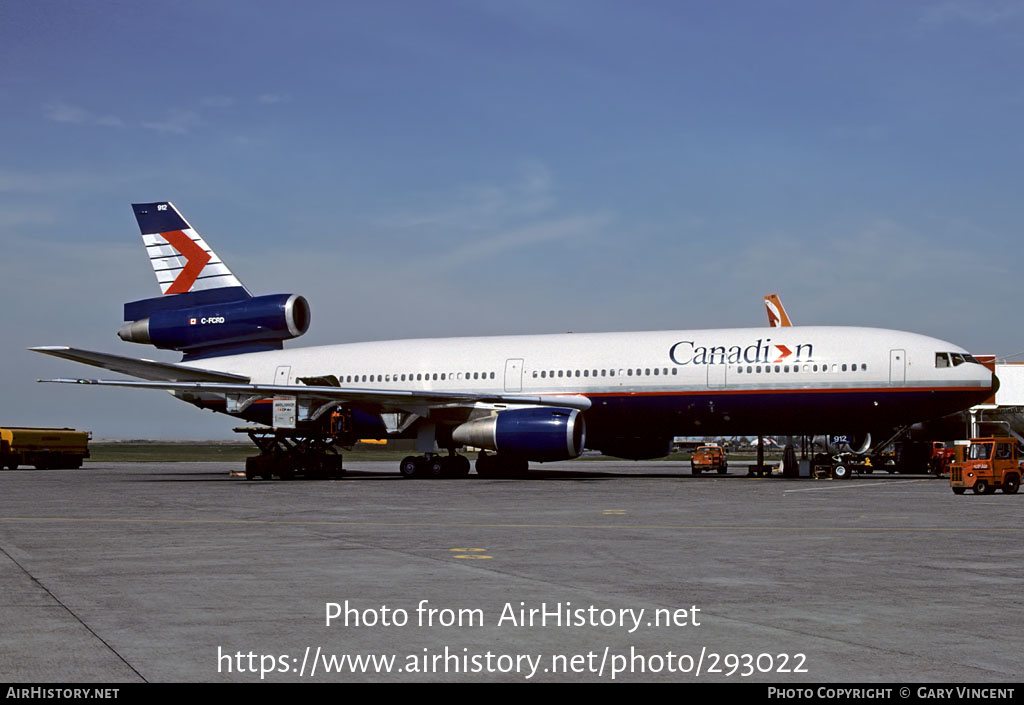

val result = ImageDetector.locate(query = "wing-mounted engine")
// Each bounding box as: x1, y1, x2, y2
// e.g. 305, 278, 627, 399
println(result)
118, 288, 310, 360
452, 407, 585, 462
821, 433, 872, 455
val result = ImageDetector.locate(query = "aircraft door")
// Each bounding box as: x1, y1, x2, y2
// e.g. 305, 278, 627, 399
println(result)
889, 350, 905, 385
275, 365, 292, 386
504, 358, 524, 392
707, 364, 726, 388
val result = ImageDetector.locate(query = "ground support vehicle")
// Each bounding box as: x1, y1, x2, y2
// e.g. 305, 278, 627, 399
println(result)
929, 441, 956, 477
811, 452, 861, 480
0, 427, 91, 469
691, 444, 728, 475
950, 437, 1021, 495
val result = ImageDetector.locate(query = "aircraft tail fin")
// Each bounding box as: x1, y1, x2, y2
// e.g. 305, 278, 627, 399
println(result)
765, 294, 793, 327
131, 202, 249, 297
121, 203, 309, 360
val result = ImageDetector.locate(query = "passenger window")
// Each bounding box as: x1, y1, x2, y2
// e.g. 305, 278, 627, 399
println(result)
644, 368, 650, 376
671, 368, 677, 375
756, 366, 762, 373
841, 364, 847, 372
627, 369, 633, 376
784, 365, 789, 373
774, 365, 780, 373
653, 368, 659, 376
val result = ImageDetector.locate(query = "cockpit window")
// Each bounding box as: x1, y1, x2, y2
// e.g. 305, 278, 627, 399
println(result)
935, 353, 950, 368
951, 353, 965, 366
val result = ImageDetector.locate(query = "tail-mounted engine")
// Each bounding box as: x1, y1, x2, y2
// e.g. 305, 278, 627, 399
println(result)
118, 288, 310, 360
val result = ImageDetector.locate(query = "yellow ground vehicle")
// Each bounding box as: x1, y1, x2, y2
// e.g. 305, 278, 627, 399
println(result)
950, 437, 1021, 495
690, 444, 727, 475
0, 427, 91, 470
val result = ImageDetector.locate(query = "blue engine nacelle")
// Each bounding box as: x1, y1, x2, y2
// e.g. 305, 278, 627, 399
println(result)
820, 433, 872, 455
451, 407, 586, 462
118, 292, 310, 359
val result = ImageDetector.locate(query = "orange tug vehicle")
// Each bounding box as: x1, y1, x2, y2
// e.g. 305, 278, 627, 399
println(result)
690, 444, 728, 475
950, 437, 1022, 495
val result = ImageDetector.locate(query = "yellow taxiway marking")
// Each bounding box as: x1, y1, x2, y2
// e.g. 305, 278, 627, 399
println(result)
603, 509, 627, 515
450, 547, 491, 559
0, 516, 1019, 532
449, 548, 487, 552
453, 555, 493, 559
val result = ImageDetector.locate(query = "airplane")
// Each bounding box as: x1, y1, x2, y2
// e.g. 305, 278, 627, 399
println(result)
765, 294, 792, 327
32, 202, 998, 479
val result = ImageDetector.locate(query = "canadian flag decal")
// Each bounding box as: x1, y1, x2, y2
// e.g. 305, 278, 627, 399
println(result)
774, 345, 793, 362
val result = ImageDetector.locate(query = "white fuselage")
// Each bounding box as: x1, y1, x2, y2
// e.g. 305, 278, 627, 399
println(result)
182, 325, 994, 443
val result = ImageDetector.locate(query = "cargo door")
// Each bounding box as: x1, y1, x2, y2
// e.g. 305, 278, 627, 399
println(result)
504, 358, 524, 392
889, 350, 905, 385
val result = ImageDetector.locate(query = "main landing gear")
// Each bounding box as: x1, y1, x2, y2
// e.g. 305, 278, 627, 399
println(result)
240, 426, 346, 480
397, 451, 530, 479
399, 453, 471, 479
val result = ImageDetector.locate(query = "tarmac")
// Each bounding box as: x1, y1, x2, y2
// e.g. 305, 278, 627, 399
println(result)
0, 460, 1021, 683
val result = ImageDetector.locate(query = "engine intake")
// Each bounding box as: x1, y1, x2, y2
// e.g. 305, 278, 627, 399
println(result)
452, 407, 585, 462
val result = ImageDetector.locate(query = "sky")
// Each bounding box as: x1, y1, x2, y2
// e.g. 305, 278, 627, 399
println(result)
1, 0, 1022, 439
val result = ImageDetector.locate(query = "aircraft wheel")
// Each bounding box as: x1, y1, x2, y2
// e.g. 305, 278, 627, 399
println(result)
499, 456, 529, 478
951, 487, 966, 495
427, 457, 447, 479
399, 456, 422, 479
1002, 474, 1020, 494
831, 464, 850, 480
475, 453, 495, 477
454, 455, 471, 477
972, 479, 990, 495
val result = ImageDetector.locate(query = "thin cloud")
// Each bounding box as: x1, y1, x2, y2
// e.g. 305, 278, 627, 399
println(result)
257, 93, 289, 104
921, 1, 1024, 26
43, 102, 124, 128
141, 109, 201, 134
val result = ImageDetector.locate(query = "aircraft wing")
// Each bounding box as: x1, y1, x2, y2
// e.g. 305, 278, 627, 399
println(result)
37, 377, 593, 412
29, 346, 250, 383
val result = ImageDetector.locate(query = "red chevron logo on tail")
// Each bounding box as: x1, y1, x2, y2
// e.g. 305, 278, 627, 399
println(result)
160, 230, 211, 295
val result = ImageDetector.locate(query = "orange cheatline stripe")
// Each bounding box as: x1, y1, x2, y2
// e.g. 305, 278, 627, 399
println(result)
161, 230, 211, 295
